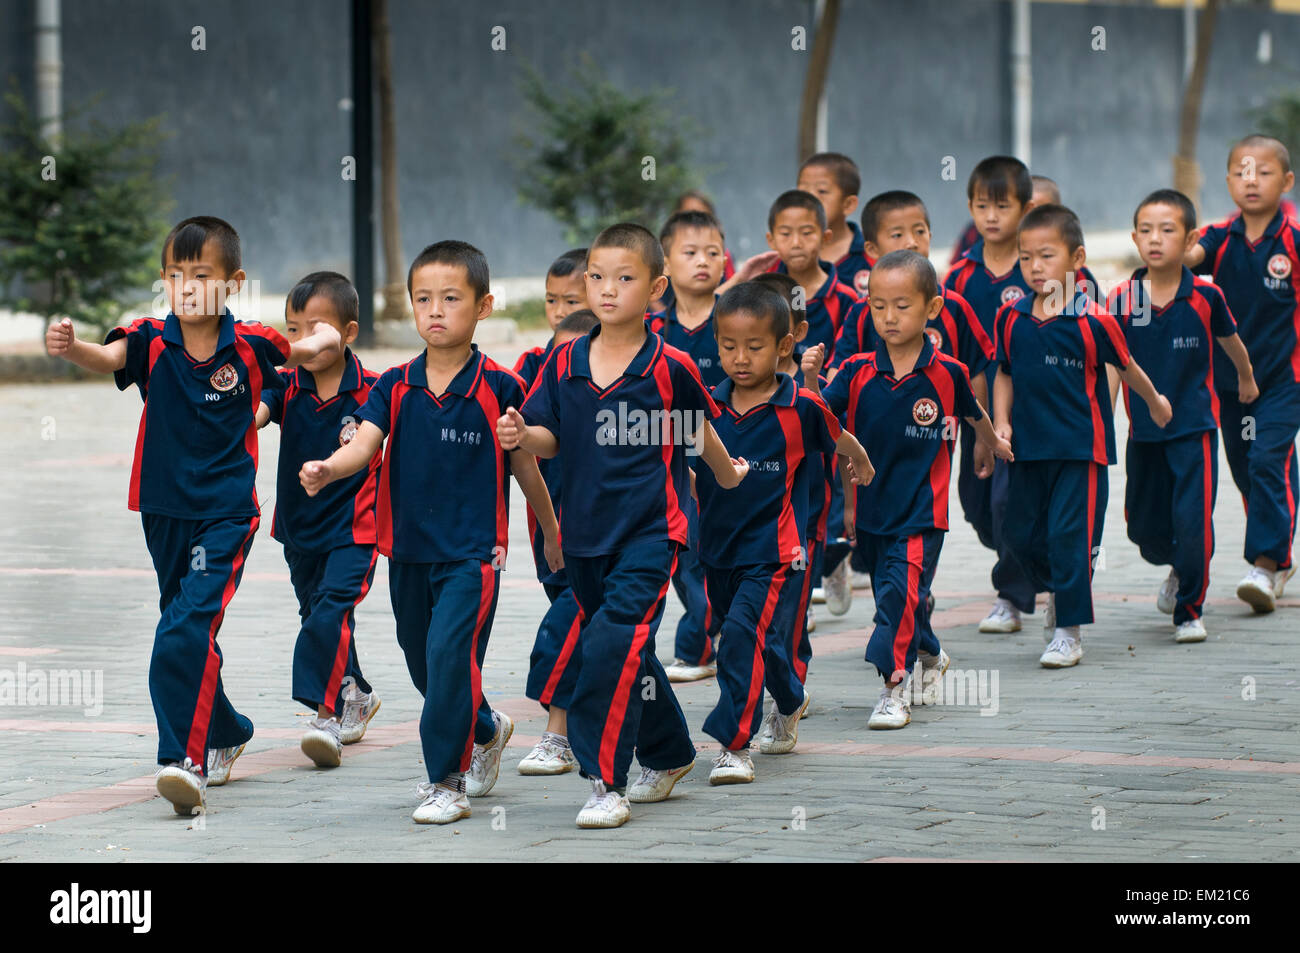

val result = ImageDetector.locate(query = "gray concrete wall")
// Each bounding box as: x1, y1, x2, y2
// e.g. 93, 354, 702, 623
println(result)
1, 0, 1297, 292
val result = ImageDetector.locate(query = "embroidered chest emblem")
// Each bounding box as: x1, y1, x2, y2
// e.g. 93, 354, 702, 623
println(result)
926, 327, 944, 350
1001, 286, 1025, 305
210, 363, 239, 392
1267, 253, 1291, 280
912, 397, 939, 426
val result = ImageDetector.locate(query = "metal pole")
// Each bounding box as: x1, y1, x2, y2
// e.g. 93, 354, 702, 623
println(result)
352, 0, 375, 347
35, 0, 61, 146
1011, 0, 1031, 166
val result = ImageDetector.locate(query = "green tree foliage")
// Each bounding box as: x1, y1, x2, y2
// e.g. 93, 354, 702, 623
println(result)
1251, 89, 1300, 165
514, 58, 698, 244
0, 87, 172, 331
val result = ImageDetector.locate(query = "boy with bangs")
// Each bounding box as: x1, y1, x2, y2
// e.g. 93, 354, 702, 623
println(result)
46, 215, 342, 815
695, 282, 873, 780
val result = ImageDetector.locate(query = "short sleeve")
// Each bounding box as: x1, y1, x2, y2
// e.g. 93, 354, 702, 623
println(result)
495, 368, 527, 418
104, 319, 157, 394
799, 391, 841, 456
670, 355, 721, 426
1092, 312, 1131, 370
1193, 225, 1227, 276
950, 294, 993, 374
261, 369, 292, 424
521, 347, 562, 436
357, 366, 400, 435
238, 322, 291, 378
1208, 287, 1237, 338
948, 360, 982, 420
821, 358, 856, 418
995, 305, 1014, 369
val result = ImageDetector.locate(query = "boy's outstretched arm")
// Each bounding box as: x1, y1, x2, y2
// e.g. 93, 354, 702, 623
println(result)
696, 419, 748, 488
46, 318, 126, 374
300, 420, 384, 496
284, 322, 342, 369
497, 407, 558, 459
510, 449, 563, 572
832, 429, 875, 486
1117, 359, 1172, 427
1216, 333, 1259, 403
255, 402, 272, 429
714, 250, 782, 297
1184, 241, 1207, 269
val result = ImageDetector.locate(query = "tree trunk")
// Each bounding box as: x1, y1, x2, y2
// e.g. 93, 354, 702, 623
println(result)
797, 0, 840, 166
1174, 0, 1220, 218
373, 0, 406, 321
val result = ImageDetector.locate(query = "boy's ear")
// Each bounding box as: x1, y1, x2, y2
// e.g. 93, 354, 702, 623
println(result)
477, 292, 494, 319
1071, 245, 1088, 271
1182, 227, 1199, 255
792, 319, 809, 344
765, 231, 777, 252
650, 274, 669, 301
342, 320, 360, 346
823, 228, 833, 246
864, 239, 882, 261
777, 332, 795, 358
843, 194, 859, 219
925, 294, 944, 321
1284, 169, 1296, 193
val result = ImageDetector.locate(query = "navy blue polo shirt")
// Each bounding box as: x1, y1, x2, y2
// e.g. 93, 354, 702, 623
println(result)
769, 258, 860, 361
836, 221, 873, 296
513, 339, 554, 392
357, 345, 525, 564
823, 337, 982, 537
261, 348, 381, 552
694, 374, 840, 569
106, 310, 289, 519
647, 297, 725, 388
1194, 207, 1300, 392
520, 326, 720, 557
996, 292, 1130, 466
1110, 267, 1237, 442
832, 288, 995, 376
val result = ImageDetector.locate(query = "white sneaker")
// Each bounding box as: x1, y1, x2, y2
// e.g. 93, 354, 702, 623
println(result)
758, 690, 811, 754
1174, 618, 1207, 643
917, 648, 950, 706
1040, 627, 1083, 668
466, 710, 514, 797
811, 586, 827, 605
1042, 593, 1056, 640
517, 732, 576, 775
805, 607, 817, 633
412, 781, 470, 824
301, 717, 342, 768
709, 748, 755, 785
155, 758, 206, 816
626, 761, 694, 802
1237, 567, 1277, 613
1274, 562, 1298, 598
849, 570, 873, 590
1156, 570, 1179, 615
868, 682, 911, 729
206, 743, 245, 786
664, 658, 717, 682
824, 558, 852, 616
339, 677, 381, 745
979, 598, 1021, 633
576, 779, 630, 828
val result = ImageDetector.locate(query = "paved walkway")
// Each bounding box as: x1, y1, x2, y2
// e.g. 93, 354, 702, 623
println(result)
1, 340, 1297, 862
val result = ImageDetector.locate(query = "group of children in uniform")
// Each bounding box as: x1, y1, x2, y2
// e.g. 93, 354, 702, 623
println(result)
45, 132, 1300, 829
